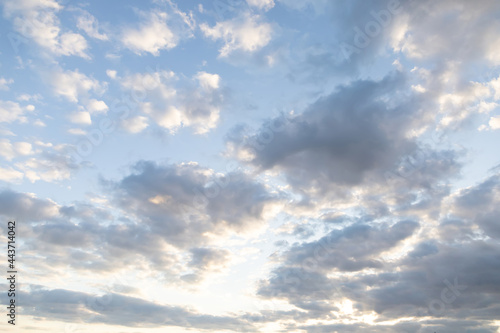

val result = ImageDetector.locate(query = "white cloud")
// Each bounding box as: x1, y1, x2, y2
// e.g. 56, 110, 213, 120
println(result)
67, 128, 86, 135
200, 13, 273, 57
121, 116, 149, 134
68, 111, 91, 125
15, 144, 82, 183
33, 119, 46, 127
76, 10, 108, 41
196, 72, 220, 90
0, 139, 33, 161
0, 166, 23, 182
106, 69, 117, 79
490, 75, 500, 100
0, 77, 13, 90
3, 0, 89, 58
50, 68, 104, 103
0, 100, 27, 123
489, 116, 500, 130
246, 0, 275, 11
122, 11, 177, 56
87, 99, 108, 113
121, 70, 223, 134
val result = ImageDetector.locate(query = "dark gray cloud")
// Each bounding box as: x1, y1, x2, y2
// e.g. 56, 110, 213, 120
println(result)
228, 73, 461, 198
106, 160, 280, 247
20, 286, 256, 331
0, 189, 58, 222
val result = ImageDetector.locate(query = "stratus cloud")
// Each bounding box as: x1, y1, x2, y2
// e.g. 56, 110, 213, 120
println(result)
200, 13, 273, 57
19, 287, 256, 331
3, 0, 89, 58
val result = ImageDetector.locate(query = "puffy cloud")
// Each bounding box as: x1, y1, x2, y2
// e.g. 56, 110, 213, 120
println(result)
120, 69, 224, 134
122, 8, 194, 56
106, 161, 280, 248
227, 73, 445, 195
120, 116, 149, 134
3, 0, 89, 58
0, 167, 23, 182
68, 111, 91, 125
49, 68, 104, 103
390, 0, 500, 65
0, 100, 28, 123
488, 115, 500, 130
201, 13, 273, 57
86, 99, 108, 113
15, 143, 84, 183
0, 139, 33, 161
0, 190, 59, 221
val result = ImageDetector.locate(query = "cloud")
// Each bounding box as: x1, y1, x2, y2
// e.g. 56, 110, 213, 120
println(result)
0, 100, 28, 123
3, 0, 89, 58
14, 143, 84, 183
246, 0, 275, 11
122, 8, 194, 56
68, 111, 91, 125
227, 73, 428, 194
49, 68, 105, 103
76, 10, 108, 40
19, 287, 256, 331
120, 69, 224, 134
120, 116, 148, 134
0, 139, 33, 161
0, 77, 13, 90
86, 99, 108, 113
0, 190, 59, 221
201, 13, 273, 57
105, 161, 279, 248
0, 167, 23, 183
488, 115, 500, 130
182, 247, 232, 283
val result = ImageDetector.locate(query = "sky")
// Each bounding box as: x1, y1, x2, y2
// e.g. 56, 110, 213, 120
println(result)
0, 0, 500, 332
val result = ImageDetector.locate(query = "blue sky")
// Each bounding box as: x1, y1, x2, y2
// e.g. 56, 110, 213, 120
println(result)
1, 0, 500, 332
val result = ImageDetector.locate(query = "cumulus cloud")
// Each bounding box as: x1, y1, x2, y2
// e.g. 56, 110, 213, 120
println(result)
68, 111, 91, 125
0, 100, 29, 123
0, 139, 33, 161
227, 73, 453, 196
86, 99, 108, 113
120, 116, 149, 134
105, 161, 279, 248
122, 7, 194, 56
201, 13, 273, 57
3, 0, 89, 58
120, 69, 224, 134
49, 68, 105, 103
